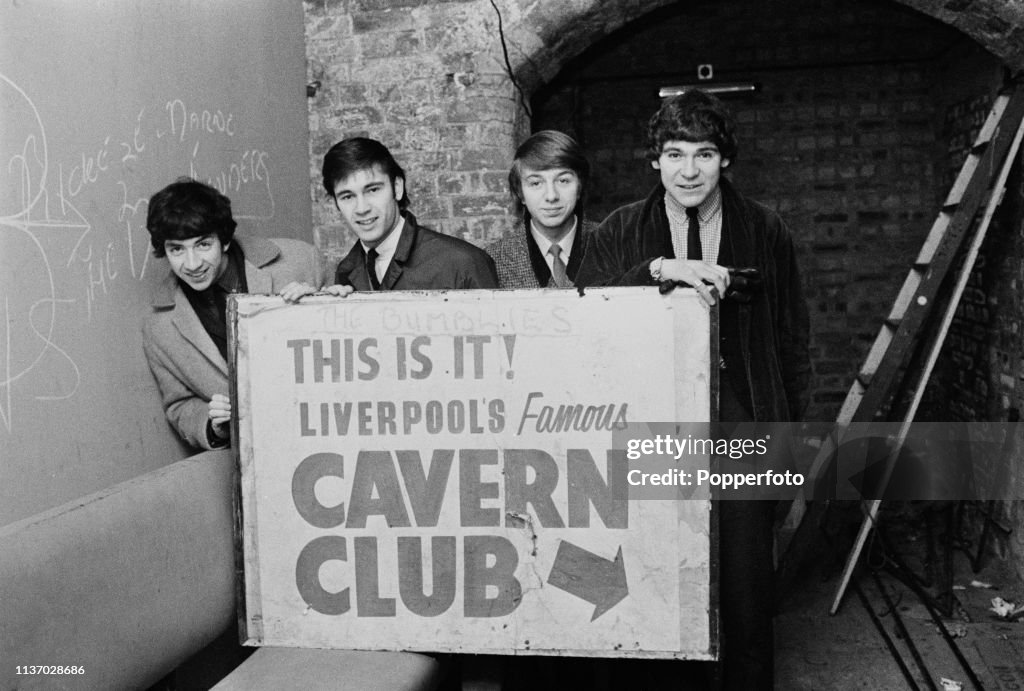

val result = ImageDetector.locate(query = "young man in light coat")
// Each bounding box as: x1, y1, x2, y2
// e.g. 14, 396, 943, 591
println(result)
142, 178, 330, 449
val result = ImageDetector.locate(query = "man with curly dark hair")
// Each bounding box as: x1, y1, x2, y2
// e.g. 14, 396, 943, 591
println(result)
578, 89, 811, 690
142, 178, 328, 449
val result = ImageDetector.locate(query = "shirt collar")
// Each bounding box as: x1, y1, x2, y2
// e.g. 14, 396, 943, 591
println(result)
361, 215, 405, 257
665, 185, 722, 225
529, 217, 578, 258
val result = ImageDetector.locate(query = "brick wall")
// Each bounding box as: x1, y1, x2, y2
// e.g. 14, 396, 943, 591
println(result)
937, 56, 1024, 572
301, 0, 1024, 582
300, 0, 1012, 422
913, 44, 1024, 575
303, 0, 523, 266
531, 0, 975, 422
920, 84, 1002, 424
300, 0, 1024, 266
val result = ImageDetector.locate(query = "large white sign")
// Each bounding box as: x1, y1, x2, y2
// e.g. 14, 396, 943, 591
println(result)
233, 287, 716, 659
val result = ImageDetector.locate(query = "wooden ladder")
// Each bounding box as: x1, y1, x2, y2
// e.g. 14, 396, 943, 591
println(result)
780, 83, 1024, 613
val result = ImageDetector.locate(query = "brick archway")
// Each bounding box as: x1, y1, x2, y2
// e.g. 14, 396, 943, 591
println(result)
503, 0, 1016, 424
303, 0, 1021, 252
504, 0, 1023, 98
301, 0, 1024, 608
897, 0, 1024, 69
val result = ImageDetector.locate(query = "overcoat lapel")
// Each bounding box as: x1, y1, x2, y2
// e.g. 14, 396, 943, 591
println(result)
380, 215, 420, 290
170, 289, 227, 376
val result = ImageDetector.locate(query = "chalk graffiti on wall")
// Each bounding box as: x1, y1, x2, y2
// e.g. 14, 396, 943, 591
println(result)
0, 72, 276, 433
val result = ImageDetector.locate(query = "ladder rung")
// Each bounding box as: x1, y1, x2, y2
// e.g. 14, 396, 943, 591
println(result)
889, 278, 923, 320
970, 139, 991, 156
837, 393, 864, 424
945, 156, 979, 206
835, 373, 871, 423
861, 328, 894, 372
915, 214, 951, 264
974, 94, 1011, 143
940, 94, 1010, 209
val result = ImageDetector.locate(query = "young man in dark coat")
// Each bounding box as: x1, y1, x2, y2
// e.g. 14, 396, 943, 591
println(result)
487, 130, 592, 289
578, 89, 811, 690
311, 137, 497, 293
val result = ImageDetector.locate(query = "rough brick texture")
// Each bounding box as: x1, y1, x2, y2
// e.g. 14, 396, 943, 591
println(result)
302, 0, 1024, 577
304, 0, 695, 264
913, 45, 1024, 578
301, 0, 1024, 263
531, 0, 994, 424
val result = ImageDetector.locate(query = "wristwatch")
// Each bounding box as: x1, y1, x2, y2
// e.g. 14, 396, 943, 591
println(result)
650, 256, 665, 282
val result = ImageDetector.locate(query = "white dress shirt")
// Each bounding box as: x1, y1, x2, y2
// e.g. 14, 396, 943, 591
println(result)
529, 218, 578, 272
361, 216, 406, 283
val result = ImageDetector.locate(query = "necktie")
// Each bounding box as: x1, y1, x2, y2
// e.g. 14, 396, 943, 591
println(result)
365, 247, 381, 291
549, 244, 572, 288
686, 206, 703, 261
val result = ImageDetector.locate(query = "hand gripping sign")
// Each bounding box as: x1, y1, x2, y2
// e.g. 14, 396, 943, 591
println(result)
231, 287, 716, 659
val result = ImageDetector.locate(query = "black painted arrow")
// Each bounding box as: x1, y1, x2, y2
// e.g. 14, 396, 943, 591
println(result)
547, 540, 628, 621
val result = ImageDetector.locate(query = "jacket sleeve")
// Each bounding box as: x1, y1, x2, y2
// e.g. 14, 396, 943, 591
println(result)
334, 251, 360, 289
142, 322, 217, 451
284, 238, 331, 289
770, 222, 811, 421
313, 242, 331, 289
576, 211, 657, 288
460, 248, 499, 289
484, 239, 512, 289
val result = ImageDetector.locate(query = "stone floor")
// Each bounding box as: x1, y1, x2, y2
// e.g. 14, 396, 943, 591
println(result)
776, 502, 1024, 691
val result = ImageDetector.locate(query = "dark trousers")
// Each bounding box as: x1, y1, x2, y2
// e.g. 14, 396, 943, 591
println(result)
717, 378, 775, 691
718, 500, 775, 689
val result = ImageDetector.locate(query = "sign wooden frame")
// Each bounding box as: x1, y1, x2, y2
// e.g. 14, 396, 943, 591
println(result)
230, 287, 718, 659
